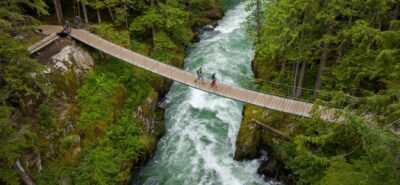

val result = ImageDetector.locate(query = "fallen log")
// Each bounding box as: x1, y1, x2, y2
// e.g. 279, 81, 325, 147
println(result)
251, 119, 291, 140
15, 159, 36, 185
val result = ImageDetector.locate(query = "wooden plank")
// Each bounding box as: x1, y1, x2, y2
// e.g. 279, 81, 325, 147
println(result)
267, 96, 277, 109
241, 90, 250, 103
28, 33, 60, 54
242, 89, 252, 102
277, 98, 286, 112
289, 101, 299, 115
297, 103, 306, 116
269, 96, 278, 110
304, 103, 313, 117
301, 103, 310, 117
33, 25, 343, 120
292, 101, 301, 116
252, 92, 261, 105
249, 91, 259, 106
235, 88, 244, 100
229, 86, 240, 98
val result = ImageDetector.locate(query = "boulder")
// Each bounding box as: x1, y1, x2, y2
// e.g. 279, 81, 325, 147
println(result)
234, 119, 261, 160
258, 153, 296, 185
234, 105, 263, 161
50, 45, 94, 77
202, 25, 215, 32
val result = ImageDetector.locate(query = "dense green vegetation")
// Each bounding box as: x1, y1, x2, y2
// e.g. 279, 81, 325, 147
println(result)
246, 0, 400, 184
0, 0, 223, 184
36, 58, 155, 184
2, 0, 399, 184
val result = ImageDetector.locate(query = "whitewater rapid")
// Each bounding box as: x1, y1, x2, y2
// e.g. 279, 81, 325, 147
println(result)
136, 2, 270, 185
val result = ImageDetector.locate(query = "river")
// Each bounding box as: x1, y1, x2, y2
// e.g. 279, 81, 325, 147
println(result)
135, 2, 270, 185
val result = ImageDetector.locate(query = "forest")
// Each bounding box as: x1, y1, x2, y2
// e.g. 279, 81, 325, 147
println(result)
0, 0, 399, 184
247, 0, 400, 184
1, 0, 224, 184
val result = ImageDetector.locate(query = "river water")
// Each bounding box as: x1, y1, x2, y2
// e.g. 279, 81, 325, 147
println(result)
135, 2, 269, 185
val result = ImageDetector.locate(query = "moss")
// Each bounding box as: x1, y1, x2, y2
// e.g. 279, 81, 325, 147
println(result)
237, 103, 298, 184
234, 104, 264, 160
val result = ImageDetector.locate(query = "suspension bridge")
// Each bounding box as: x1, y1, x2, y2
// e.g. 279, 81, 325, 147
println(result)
29, 25, 339, 121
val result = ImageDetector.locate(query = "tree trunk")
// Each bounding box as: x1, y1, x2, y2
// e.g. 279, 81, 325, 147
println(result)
123, 0, 128, 29
314, 27, 334, 95
256, 0, 261, 43
15, 160, 36, 185
394, 0, 400, 20
81, 0, 89, 24
292, 62, 299, 96
53, 0, 63, 25
186, 2, 191, 21
150, 0, 157, 47
97, 9, 101, 23
278, 59, 286, 82
107, 5, 115, 23
295, 61, 307, 97
96, 0, 101, 24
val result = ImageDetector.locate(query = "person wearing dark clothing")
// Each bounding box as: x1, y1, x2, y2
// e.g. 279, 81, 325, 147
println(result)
211, 73, 217, 88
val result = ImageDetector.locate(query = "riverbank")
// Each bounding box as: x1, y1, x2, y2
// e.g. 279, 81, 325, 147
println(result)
234, 54, 298, 184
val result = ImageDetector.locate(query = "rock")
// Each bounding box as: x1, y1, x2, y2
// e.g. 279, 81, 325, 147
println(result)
14, 35, 25, 40
234, 105, 266, 161
72, 135, 81, 145
234, 117, 261, 161
263, 110, 269, 119
203, 25, 214, 31
50, 45, 94, 77
205, 9, 223, 19
70, 145, 81, 161
257, 153, 296, 185
151, 107, 165, 139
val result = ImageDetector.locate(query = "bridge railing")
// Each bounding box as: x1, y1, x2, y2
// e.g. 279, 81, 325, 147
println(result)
128, 40, 345, 104
79, 23, 358, 108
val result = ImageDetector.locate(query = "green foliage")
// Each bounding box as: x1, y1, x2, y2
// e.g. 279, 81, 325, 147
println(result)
0, 0, 224, 184
37, 100, 57, 128
130, 0, 194, 48
0, 106, 21, 184
91, 23, 131, 48
0, 0, 48, 29
0, 30, 52, 112
0, 1, 50, 184
78, 146, 125, 184
278, 113, 400, 185
255, 4, 400, 184
35, 56, 151, 184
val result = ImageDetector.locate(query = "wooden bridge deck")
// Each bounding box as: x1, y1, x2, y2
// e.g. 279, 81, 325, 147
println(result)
33, 25, 337, 120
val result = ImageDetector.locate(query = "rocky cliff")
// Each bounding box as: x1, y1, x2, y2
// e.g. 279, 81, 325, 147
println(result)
234, 53, 298, 184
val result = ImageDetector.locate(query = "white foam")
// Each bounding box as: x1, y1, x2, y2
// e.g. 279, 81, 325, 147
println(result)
215, 3, 252, 34
137, 2, 273, 185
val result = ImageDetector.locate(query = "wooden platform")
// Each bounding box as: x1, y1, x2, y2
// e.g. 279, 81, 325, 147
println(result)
27, 33, 60, 54
33, 25, 338, 121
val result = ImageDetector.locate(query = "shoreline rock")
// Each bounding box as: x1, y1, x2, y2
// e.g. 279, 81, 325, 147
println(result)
235, 52, 297, 184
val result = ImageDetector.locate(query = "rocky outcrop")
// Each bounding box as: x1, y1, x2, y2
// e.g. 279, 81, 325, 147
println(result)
234, 106, 262, 160
234, 105, 270, 160
235, 104, 296, 184
258, 151, 296, 185
49, 45, 94, 77
123, 90, 166, 180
